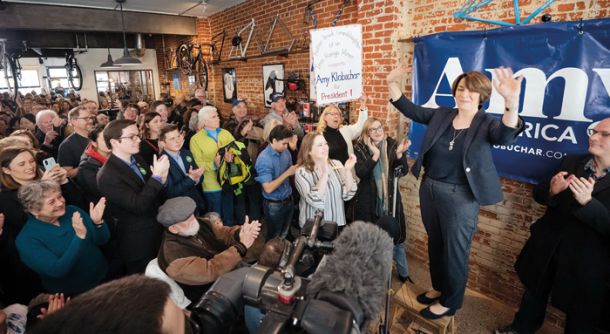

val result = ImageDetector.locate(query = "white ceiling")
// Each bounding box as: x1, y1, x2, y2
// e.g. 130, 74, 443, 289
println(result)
5, 0, 245, 17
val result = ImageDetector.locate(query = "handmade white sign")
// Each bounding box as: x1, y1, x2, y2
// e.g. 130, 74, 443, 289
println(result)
310, 24, 362, 104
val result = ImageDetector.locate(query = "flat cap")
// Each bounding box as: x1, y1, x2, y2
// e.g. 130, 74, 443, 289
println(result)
157, 197, 197, 228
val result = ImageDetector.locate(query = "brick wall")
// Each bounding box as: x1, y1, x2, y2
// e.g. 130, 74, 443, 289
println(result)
154, 0, 606, 324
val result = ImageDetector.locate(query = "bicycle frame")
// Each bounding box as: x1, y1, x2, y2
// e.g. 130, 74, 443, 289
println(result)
454, 0, 557, 27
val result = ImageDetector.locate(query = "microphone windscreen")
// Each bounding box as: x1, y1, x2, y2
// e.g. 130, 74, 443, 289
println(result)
375, 215, 401, 245
306, 221, 393, 321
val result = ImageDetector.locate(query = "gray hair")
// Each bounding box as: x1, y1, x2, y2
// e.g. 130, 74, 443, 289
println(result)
202, 212, 221, 221
35, 109, 58, 126
197, 106, 217, 123
18, 180, 61, 213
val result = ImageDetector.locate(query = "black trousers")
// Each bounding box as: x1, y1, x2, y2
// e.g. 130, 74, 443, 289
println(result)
419, 177, 479, 309
512, 254, 603, 334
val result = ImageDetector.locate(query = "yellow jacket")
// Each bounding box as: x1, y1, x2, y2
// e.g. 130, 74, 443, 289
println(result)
189, 128, 235, 192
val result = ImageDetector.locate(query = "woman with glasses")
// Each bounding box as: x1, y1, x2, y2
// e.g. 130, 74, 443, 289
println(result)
387, 66, 524, 319
0, 147, 84, 304
316, 94, 368, 164
16, 180, 109, 296
351, 117, 412, 282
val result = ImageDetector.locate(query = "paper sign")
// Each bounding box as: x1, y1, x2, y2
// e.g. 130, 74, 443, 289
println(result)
310, 24, 362, 105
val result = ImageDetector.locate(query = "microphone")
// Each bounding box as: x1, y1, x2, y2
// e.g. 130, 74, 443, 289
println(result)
305, 221, 394, 323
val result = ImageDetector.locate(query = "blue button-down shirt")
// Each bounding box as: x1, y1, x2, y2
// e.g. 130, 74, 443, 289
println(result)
255, 145, 293, 201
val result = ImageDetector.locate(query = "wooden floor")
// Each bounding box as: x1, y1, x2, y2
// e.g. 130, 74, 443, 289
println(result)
367, 255, 564, 334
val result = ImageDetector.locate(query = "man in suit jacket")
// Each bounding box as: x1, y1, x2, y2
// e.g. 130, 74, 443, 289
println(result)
97, 119, 170, 274
496, 118, 610, 334
158, 124, 206, 215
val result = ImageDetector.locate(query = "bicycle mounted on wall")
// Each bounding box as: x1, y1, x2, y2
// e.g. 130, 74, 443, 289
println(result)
176, 42, 209, 91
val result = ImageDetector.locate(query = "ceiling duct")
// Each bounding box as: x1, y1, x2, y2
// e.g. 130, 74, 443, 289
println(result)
133, 33, 145, 57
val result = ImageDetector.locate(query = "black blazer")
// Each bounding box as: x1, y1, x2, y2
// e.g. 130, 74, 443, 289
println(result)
391, 96, 523, 205
515, 155, 610, 323
97, 154, 163, 264
162, 150, 206, 214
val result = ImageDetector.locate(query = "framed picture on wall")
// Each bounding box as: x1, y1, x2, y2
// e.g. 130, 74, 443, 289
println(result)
222, 68, 237, 103
262, 64, 284, 107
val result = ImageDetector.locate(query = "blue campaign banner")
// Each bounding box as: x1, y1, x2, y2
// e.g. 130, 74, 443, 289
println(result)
409, 18, 610, 184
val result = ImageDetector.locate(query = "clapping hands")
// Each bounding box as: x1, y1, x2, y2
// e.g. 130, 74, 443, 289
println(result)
344, 154, 357, 170
151, 154, 170, 182
89, 197, 106, 225
396, 138, 410, 158
188, 165, 205, 182
37, 293, 70, 320
72, 211, 87, 239
239, 216, 261, 248
549, 171, 595, 206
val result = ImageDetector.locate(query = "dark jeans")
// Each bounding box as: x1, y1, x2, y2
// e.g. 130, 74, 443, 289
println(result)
204, 191, 222, 216
221, 187, 246, 226
263, 197, 294, 240
419, 177, 479, 309
245, 183, 263, 220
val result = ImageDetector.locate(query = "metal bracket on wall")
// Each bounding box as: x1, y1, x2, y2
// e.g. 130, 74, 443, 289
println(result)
260, 14, 295, 56
228, 18, 256, 60
208, 30, 225, 64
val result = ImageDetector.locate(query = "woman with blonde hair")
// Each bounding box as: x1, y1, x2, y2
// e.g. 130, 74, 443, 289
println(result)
316, 95, 368, 164
352, 117, 411, 282
294, 132, 357, 230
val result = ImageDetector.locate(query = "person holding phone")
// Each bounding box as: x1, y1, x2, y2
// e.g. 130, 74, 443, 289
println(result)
0, 147, 83, 304
387, 66, 524, 318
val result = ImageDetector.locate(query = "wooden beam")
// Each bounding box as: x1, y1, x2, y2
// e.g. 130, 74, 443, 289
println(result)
0, 3, 196, 35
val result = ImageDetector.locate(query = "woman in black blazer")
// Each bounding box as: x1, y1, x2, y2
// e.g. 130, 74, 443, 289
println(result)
387, 66, 524, 318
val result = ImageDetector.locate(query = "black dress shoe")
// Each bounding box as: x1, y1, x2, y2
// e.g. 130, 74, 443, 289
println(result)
416, 292, 440, 304
419, 305, 456, 319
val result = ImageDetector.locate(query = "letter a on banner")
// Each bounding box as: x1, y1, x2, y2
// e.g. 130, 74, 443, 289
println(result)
310, 24, 363, 105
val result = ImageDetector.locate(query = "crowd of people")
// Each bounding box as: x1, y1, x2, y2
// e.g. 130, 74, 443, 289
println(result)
0, 64, 608, 334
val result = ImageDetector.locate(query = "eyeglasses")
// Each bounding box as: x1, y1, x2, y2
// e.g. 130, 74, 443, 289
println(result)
119, 134, 141, 142
325, 112, 341, 117
75, 116, 95, 121
587, 129, 610, 138
368, 125, 384, 133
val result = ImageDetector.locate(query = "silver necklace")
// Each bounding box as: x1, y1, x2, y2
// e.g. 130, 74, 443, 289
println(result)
449, 128, 465, 151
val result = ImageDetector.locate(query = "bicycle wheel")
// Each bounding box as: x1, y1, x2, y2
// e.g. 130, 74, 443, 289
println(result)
8, 56, 20, 100
67, 62, 83, 91
177, 44, 192, 75
197, 56, 208, 91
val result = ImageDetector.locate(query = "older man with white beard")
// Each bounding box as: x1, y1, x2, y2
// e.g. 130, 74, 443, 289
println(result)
156, 197, 261, 302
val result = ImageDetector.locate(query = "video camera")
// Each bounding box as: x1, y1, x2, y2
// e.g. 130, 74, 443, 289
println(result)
188, 210, 374, 334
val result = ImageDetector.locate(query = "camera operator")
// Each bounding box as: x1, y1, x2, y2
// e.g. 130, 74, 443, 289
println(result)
156, 197, 261, 302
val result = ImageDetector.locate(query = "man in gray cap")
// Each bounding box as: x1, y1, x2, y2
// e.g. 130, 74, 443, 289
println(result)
261, 93, 304, 139
156, 196, 261, 301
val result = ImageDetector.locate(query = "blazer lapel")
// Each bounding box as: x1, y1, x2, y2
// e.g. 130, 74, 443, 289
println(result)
109, 154, 145, 187
426, 109, 456, 152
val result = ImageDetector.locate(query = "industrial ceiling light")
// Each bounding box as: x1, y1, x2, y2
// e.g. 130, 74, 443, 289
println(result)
114, 0, 142, 65
100, 48, 121, 68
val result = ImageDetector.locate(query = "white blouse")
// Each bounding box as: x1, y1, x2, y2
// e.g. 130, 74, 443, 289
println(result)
295, 159, 357, 227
